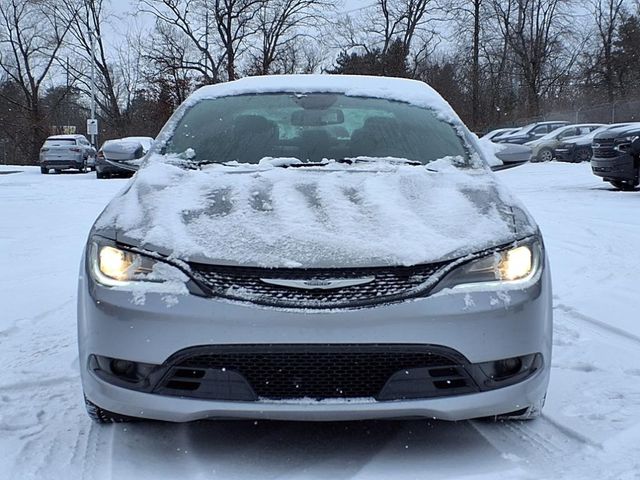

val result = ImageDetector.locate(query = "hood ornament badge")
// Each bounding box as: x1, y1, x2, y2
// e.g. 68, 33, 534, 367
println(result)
259, 276, 375, 290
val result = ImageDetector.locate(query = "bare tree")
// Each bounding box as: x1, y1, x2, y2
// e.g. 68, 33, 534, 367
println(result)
335, 0, 435, 59
138, 0, 221, 83
249, 0, 332, 75
143, 23, 194, 103
0, 0, 76, 163
445, 0, 485, 127
62, 0, 147, 138
212, 0, 265, 80
592, 0, 627, 103
493, 0, 578, 116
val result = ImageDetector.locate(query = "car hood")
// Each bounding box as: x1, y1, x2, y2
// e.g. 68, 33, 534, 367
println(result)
93, 159, 536, 268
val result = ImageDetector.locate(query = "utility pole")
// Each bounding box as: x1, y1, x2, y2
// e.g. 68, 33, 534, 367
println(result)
89, 28, 97, 147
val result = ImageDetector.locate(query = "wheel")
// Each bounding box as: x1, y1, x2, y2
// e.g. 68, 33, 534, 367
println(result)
79, 160, 87, 173
84, 396, 139, 424
609, 180, 638, 191
574, 147, 591, 163
536, 147, 554, 162
96, 170, 109, 179
54, 169, 61, 174
40, 166, 48, 174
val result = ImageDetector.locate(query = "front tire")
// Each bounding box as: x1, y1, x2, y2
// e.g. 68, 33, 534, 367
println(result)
40, 166, 48, 174
609, 180, 638, 191
574, 147, 591, 163
536, 147, 554, 163
84, 396, 139, 424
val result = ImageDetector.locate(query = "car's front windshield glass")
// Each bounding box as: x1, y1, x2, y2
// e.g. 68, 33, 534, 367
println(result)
164, 93, 469, 166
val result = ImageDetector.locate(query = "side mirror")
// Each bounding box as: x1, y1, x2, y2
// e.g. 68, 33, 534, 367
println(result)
491, 159, 528, 171
631, 136, 640, 156
490, 144, 532, 171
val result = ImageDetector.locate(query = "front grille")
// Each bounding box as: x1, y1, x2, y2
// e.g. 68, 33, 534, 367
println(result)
593, 138, 618, 159
188, 263, 451, 308
592, 147, 618, 159
155, 345, 477, 401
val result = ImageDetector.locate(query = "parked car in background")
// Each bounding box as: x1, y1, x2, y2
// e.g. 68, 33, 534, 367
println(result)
526, 124, 603, 162
481, 127, 521, 142
591, 124, 640, 190
39, 135, 96, 174
96, 136, 154, 179
496, 121, 570, 144
79, 75, 551, 425
491, 143, 533, 169
555, 123, 638, 163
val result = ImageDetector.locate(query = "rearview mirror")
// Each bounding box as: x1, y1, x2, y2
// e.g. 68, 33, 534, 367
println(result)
291, 109, 344, 127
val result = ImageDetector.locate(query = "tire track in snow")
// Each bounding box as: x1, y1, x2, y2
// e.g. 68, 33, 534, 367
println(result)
80, 420, 114, 480
554, 303, 640, 346
470, 414, 598, 477
0, 298, 73, 337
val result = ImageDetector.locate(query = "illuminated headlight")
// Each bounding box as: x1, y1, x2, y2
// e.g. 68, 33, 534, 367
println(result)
434, 238, 542, 291
89, 238, 181, 287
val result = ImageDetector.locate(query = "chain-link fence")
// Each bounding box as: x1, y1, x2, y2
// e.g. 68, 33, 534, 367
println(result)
513, 99, 640, 127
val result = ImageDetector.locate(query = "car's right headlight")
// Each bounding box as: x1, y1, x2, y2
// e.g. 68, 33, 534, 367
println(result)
433, 238, 543, 292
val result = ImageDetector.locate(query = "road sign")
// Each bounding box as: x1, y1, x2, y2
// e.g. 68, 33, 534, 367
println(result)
87, 119, 98, 135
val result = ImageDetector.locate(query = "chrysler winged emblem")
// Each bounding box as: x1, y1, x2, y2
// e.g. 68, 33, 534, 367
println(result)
259, 276, 375, 290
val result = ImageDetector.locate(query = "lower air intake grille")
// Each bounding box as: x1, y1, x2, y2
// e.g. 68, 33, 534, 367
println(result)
156, 345, 478, 401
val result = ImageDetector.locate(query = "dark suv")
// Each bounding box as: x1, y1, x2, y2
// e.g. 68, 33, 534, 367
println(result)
591, 125, 640, 190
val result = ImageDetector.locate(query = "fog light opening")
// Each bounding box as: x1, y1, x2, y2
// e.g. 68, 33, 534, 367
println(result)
494, 357, 522, 379
110, 359, 136, 378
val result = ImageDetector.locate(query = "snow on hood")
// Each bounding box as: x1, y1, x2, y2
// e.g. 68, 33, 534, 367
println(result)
94, 159, 530, 268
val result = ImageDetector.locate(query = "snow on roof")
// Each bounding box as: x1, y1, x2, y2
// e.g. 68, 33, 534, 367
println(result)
47, 134, 86, 139
185, 74, 462, 124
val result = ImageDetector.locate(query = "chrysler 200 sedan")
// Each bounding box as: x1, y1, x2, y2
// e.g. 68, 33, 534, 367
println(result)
78, 75, 552, 423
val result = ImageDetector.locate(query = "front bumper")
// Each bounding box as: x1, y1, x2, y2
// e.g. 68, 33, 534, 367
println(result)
591, 153, 638, 183
78, 255, 553, 422
84, 365, 548, 422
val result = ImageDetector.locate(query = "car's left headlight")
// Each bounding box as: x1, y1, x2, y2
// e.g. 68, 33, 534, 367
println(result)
434, 238, 543, 291
88, 238, 184, 287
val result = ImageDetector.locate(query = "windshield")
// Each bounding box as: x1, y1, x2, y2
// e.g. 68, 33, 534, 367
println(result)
164, 93, 469, 165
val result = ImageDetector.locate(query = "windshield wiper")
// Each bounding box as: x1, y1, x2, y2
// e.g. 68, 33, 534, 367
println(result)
335, 157, 423, 166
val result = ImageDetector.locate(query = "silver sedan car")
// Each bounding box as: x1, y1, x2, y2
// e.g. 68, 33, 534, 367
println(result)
78, 75, 552, 424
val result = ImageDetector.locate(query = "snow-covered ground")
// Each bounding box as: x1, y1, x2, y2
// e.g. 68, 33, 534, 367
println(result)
1, 163, 639, 479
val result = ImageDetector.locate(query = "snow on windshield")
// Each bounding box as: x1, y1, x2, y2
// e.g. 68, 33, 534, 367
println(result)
96, 159, 524, 268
